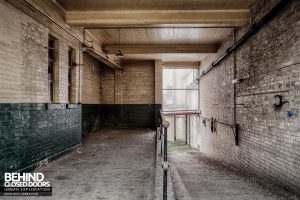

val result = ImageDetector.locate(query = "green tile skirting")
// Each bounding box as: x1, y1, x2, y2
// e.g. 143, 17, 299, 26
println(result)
0, 103, 81, 180
81, 104, 101, 134
81, 104, 162, 130
99, 104, 161, 129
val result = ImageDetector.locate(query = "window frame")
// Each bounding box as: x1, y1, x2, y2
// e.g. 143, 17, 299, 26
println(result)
162, 68, 199, 112
68, 47, 76, 103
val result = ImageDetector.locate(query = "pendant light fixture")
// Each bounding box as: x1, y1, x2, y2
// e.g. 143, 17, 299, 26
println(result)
115, 28, 124, 58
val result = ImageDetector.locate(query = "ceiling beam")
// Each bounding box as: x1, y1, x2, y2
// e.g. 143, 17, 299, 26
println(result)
103, 44, 218, 54
163, 62, 200, 69
66, 10, 250, 27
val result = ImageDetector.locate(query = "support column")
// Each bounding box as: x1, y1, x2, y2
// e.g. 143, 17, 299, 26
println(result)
114, 70, 122, 104
114, 69, 123, 127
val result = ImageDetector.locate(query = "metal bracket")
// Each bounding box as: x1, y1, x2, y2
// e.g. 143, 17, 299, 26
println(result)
230, 124, 239, 145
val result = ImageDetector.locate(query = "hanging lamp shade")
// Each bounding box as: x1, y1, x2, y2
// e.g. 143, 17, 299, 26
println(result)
115, 50, 124, 58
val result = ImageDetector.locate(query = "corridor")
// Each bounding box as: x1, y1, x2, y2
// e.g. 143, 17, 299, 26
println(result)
0, 0, 299, 199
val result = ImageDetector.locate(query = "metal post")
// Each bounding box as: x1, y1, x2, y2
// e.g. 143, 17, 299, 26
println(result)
174, 115, 176, 141
161, 125, 164, 156
188, 115, 191, 147
185, 114, 188, 144
163, 127, 168, 200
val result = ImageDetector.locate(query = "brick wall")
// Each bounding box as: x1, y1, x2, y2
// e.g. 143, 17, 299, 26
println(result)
0, 1, 48, 103
98, 60, 160, 128
82, 54, 102, 104
100, 60, 156, 104
80, 59, 160, 129
0, 0, 83, 180
198, 0, 300, 193
100, 65, 116, 104
121, 61, 155, 104
80, 54, 103, 134
0, 1, 82, 104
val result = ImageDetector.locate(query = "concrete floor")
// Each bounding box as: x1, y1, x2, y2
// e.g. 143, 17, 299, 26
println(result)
168, 141, 299, 200
3, 132, 299, 200
3, 129, 156, 200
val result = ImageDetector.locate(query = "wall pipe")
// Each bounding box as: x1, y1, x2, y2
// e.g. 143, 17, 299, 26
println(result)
197, 0, 293, 80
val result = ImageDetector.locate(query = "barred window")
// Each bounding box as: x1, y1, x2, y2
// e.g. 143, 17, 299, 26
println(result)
68, 47, 76, 103
48, 36, 56, 102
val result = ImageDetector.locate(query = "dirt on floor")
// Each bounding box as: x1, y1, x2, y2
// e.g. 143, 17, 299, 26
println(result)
2, 129, 157, 200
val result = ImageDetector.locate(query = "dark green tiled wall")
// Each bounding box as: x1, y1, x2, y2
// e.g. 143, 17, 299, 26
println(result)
98, 104, 162, 129
81, 104, 101, 134
0, 103, 81, 180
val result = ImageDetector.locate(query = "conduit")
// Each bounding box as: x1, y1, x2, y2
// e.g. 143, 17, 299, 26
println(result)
197, 0, 293, 80
20, 0, 82, 42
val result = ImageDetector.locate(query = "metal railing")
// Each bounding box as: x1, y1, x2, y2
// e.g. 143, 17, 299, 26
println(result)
158, 110, 200, 199
158, 111, 170, 200
161, 111, 200, 146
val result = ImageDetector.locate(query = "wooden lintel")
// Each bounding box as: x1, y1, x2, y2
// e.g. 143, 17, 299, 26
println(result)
163, 62, 201, 69
66, 10, 250, 27
103, 44, 218, 54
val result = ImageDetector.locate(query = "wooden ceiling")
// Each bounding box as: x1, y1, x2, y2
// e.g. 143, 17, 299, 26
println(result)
57, 0, 259, 11
87, 27, 230, 60
55, 0, 260, 62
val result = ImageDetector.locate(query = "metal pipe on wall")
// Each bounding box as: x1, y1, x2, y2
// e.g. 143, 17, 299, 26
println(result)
197, 0, 293, 80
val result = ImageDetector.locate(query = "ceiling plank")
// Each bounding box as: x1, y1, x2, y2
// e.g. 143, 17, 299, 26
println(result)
66, 10, 250, 27
103, 44, 218, 54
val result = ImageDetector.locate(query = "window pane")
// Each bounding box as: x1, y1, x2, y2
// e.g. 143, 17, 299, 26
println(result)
163, 68, 198, 89
163, 89, 198, 111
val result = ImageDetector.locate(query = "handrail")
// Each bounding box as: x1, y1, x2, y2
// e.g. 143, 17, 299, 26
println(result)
161, 111, 199, 116
200, 115, 239, 145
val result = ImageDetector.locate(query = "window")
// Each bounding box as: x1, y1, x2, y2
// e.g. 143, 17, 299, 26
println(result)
163, 68, 199, 111
48, 36, 56, 102
68, 47, 75, 103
